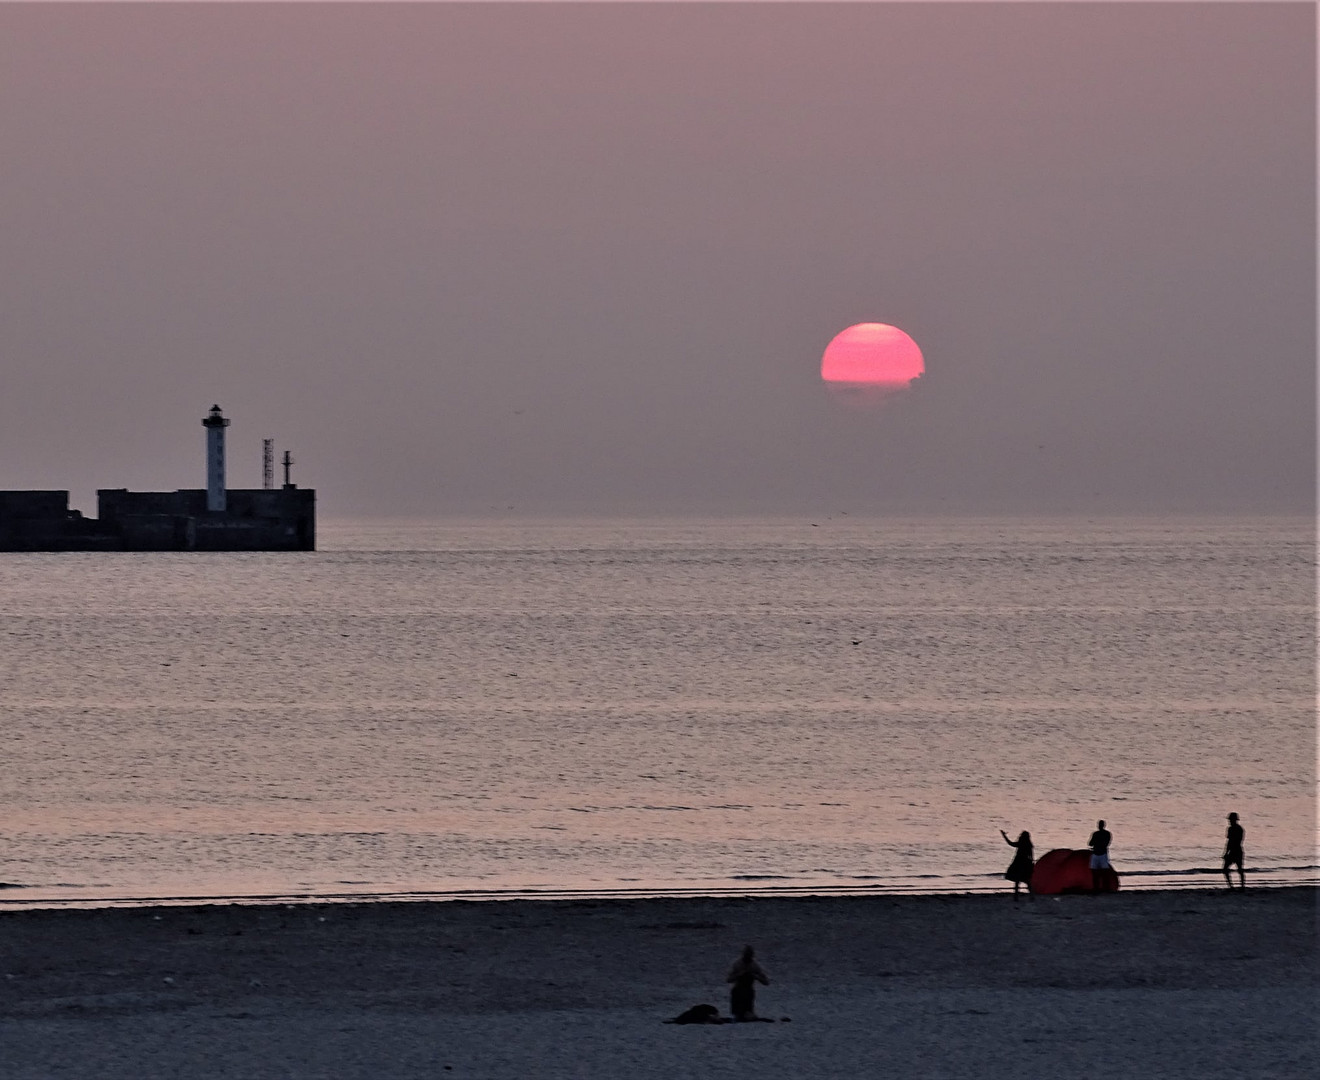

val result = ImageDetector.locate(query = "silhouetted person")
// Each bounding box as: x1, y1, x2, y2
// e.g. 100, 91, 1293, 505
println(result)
664, 1003, 725, 1025
726, 945, 769, 1021
1000, 829, 1034, 899
1088, 819, 1112, 892
1223, 812, 1245, 890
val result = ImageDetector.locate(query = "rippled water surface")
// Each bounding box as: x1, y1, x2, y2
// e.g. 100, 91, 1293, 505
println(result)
0, 517, 1313, 905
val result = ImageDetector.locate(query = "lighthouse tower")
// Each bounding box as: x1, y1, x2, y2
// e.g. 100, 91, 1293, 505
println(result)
202, 404, 230, 512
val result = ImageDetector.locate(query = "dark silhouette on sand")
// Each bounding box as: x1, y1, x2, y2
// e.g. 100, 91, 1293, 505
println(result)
1000, 829, 1034, 899
1088, 820, 1113, 893
727, 945, 770, 1021
1224, 812, 1246, 889
664, 1003, 725, 1025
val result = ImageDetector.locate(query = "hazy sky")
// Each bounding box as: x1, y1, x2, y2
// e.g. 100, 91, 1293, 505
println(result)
1, 3, 1313, 517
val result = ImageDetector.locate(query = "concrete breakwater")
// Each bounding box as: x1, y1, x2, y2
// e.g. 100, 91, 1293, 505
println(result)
0, 487, 314, 551
0, 406, 314, 551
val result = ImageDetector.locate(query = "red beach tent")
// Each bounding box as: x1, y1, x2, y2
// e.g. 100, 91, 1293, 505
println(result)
1030, 849, 1120, 894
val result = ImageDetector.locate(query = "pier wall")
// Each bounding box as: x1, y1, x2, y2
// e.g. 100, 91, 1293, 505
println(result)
0, 489, 315, 551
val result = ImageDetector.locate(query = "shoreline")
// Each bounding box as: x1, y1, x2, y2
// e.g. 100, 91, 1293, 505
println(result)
2, 886, 1315, 1078
2, 867, 1315, 912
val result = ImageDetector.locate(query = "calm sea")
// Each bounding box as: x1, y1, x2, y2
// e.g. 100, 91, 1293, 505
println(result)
0, 517, 1313, 907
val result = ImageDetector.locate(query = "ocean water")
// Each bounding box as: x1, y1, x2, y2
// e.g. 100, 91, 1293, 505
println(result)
0, 517, 1313, 907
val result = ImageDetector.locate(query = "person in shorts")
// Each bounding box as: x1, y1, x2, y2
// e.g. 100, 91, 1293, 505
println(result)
1088, 819, 1112, 892
1223, 812, 1245, 890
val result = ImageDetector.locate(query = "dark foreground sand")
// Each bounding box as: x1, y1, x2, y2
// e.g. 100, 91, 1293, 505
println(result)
1, 887, 1315, 1079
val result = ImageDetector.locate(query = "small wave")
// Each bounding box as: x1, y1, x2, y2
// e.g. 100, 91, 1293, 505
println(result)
4, 875, 1317, 911
1252, 864, 1320, 873
1123, 865, 1320, 877
1123, 868, 1224, 877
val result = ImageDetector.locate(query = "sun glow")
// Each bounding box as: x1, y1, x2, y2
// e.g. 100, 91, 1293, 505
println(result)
820, 323, 924, 395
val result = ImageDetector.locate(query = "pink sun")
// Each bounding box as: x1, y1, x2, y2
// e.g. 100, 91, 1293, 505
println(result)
820, 323, 924, 394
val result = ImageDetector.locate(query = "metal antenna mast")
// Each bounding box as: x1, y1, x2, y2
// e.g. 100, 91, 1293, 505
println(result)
262, 439, 274, 490
282, 450, 294, 488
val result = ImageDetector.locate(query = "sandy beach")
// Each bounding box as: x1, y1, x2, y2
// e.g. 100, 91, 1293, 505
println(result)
1, 887, 1315, 1078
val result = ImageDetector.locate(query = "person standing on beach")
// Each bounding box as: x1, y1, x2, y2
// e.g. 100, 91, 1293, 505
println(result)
999, 829, 1035, 899
726, 945, 770, 1021
1223, 812, 1246, 889
1088, 820, 1113, 892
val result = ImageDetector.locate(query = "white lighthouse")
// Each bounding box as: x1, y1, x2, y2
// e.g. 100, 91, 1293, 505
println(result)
202, 404, 230, 512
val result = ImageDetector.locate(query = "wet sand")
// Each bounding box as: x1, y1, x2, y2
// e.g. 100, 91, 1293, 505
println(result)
1, 887, 1315, 1078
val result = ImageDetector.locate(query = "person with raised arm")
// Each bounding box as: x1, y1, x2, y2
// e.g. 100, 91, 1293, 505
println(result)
1000, 828, 1035, 899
